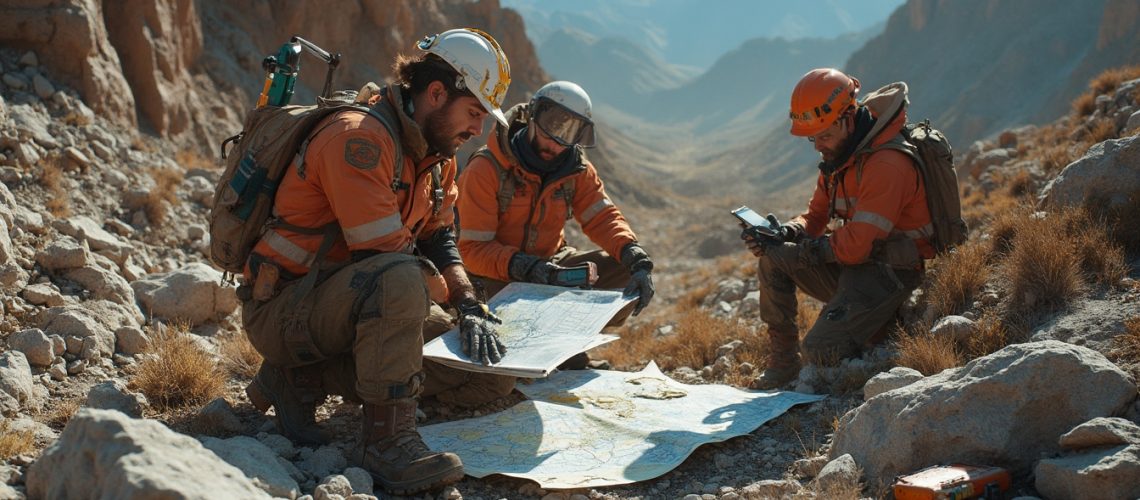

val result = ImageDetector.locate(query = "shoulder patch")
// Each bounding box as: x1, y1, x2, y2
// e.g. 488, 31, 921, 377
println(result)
344, 138, 381, 170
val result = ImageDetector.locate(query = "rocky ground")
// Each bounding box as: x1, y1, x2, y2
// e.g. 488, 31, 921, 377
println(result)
2, 45, 1140, 500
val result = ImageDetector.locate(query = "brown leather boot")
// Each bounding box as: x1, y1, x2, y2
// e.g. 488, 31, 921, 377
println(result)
245, 364, 329, 445
751, 330, 802, 390
361, 398, 464, 495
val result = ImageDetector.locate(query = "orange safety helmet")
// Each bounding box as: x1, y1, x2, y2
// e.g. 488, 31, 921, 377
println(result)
788, 68, 860, 137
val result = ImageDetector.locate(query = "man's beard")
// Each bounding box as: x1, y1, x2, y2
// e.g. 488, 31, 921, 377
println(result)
424, 104, 473, 157
818, 136, 852, 166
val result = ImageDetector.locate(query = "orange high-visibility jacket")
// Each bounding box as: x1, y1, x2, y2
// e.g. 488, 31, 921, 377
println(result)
458, 104, 637, 281
246, 85, 458, 278
793, 84, 935, 265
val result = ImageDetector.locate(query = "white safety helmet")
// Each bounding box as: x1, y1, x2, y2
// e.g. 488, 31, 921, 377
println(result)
529, 81, 596, 148
417, 28, 512, 126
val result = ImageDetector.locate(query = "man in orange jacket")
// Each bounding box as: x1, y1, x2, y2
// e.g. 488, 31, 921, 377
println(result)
239, 29, 511, 494
743, 68, 933, 390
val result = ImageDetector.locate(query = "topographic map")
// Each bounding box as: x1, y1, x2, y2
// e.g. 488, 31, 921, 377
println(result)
423, 283, 636, 377
420, 362, 825, 488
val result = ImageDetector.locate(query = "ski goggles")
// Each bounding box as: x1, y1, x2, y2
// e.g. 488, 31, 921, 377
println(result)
532, 98, 596, 148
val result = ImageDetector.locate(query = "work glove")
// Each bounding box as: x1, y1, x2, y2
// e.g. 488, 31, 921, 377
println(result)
456, 299, 507, 365
740, 214, 804, 257
508, 252, 574, 285
620, 243, 655, 315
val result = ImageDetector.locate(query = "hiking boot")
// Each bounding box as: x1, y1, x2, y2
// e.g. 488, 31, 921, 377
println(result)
750, 360, 802, 390
245, 364, 329, 445
361, 399, 464, 495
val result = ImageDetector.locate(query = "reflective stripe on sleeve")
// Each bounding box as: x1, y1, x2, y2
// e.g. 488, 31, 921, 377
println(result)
580, 198, 613, 223
263, 230, 316, 267
459, 229, 497, 242
834, 197, 857, 211
850, 210, 894, 233
343, 213, 403, 245
894, 222, 934, 240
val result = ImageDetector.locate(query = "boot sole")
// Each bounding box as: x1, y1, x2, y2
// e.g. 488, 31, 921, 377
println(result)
378, 464, 465, 496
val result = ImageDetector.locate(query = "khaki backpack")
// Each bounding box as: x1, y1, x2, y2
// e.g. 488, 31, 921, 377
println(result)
861, 120, 968, 253
209, 88, 404, 275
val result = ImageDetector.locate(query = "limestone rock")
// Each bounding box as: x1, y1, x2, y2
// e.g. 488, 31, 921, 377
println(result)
1059, 417, 1140, 450
0, 352, 36, 409
131, 263, 238, 326
35, 236, 88, 272
53, 216, 132, 264
115, 326, 150, 356
813, 453, 861, 492
197, 398, 244, 434
64, 264, 135, 306
296, 446, 348, 480
1035, 444, 1140, 500
40, 306, 116, 361
85, 380, 148, 418
930, 315, 976, 344
21, 282, 65, 307
1039, 135, 1140, 212
8, 328, 54, 367
27, 409, 271, 498
316, 475, 354, 499
863, 367, 925, 400
341, 467, 373, 496
831, 341, 1136, 483
200, 435, 302, 499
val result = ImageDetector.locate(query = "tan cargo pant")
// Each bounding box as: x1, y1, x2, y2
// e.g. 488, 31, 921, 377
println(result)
243, 252, 519, 408
474, 247, 634, 325
757, 244, 922, 364
243, 253, 432, 404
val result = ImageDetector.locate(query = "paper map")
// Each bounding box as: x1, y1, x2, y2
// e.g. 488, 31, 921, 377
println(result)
422, 282, 637, 377
420, 362, 825, 488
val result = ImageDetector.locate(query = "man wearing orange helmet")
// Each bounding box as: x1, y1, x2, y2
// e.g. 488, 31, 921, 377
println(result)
239, 28, 511, 494
742, 68, 934, 390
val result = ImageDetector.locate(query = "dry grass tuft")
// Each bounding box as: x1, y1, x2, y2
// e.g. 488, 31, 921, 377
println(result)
925, 238, 992, 318
40, 156, 72, 217
802, 465, 865, 500
41, 397, 83, 429
965, 313, 1021, 359
175, 149, 218, 171
132, 322, 225, 412
1072, 65, 1140, 118
894, 323, 963, 376
0, 420, 36, 458
143, 167, 184, 225
220, 332, 262, 379
1109, 316, 1140, 368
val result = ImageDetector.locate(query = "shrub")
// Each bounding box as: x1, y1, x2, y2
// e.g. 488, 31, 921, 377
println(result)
894, 323, 963, 375
0, 420, 36, 458
220, 332, 262, 379
143, 167, 184, 225
925, 239, 992, 318
132, 323, 224, 412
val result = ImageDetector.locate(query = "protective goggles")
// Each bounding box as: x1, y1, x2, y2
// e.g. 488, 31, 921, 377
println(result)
532, 98, 596, 148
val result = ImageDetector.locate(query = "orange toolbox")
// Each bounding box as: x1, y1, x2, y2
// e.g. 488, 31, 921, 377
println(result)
893, 464, 1011, 500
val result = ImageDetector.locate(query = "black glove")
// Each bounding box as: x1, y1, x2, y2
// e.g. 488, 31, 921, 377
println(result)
456, 300, 507, 365
508, 253, 560, 284
620, 243, 655, 315
741, 214, 804, 257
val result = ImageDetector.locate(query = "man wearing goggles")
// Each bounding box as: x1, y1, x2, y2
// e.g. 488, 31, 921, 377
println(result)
453, 81, 655, 380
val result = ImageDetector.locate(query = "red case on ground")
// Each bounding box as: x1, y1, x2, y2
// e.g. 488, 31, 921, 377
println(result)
893, 464, 1011, 500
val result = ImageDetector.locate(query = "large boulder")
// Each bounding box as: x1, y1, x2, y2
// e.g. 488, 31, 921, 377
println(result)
1035, 418, 1140, 500
53, 216, 134, 264
831, 341, 1136, 484
131, 263, 238, 326
26, 408, 271, 499
1039, 135, 1140, 211
199, 435, 303, 499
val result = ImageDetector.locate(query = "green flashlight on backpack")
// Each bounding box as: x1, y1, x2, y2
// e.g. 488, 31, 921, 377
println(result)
255, 36, 341, 108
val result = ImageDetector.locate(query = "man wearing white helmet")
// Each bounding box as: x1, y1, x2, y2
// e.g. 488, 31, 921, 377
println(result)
452, 81, 655, 377
240, 28, 510, 495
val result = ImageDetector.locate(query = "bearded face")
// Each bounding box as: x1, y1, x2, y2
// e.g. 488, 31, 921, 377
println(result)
423, 95, 486, 157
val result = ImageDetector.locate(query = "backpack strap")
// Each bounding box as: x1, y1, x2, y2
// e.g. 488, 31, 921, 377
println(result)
360, 106, 406, 194
470, 147, 516, 215
855, 134, 919, 186
430, 161, 444, 217
560, 178, 575, 220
